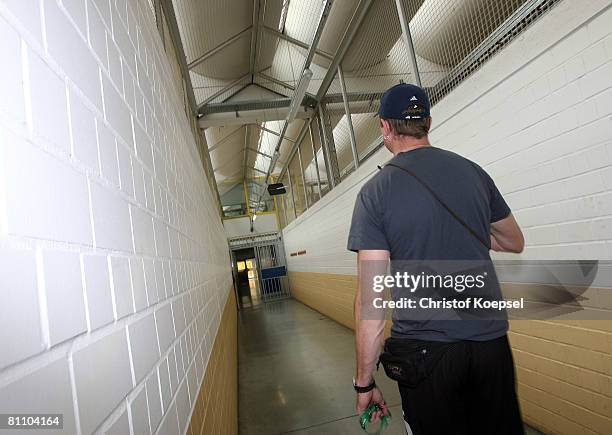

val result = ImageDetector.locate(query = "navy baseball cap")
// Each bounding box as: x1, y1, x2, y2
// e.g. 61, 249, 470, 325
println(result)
378, 83, 430, 120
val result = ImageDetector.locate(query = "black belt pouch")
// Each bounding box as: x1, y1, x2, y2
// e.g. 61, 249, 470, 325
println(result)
378, 338, 458, 388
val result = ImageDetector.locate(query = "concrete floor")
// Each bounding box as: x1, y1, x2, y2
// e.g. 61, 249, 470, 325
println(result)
238, 298, 542, 435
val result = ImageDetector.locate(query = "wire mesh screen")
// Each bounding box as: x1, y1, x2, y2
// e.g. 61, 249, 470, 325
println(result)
288, 153, 307, 216
412, 0, 527, 103
246, 179, 275, 214
276, 191, 287, 229
312, 0, 559, 175
310, 116, 331, 197
219, 181, 248, 217
426, 0, 562, 104
279, 172, 295, 227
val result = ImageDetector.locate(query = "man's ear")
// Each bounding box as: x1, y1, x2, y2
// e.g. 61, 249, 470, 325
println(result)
380, 119, 392, 136
426, 117, 432, 129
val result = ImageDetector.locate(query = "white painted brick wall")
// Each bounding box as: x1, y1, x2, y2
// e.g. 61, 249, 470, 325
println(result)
0, 245, 44, 368
42, 249, 88, 346
82, 253, 115, 330
0, 358, 77, 434
128, 384, 150, 434
283, 0, 612, 275
0, 0, 231, 434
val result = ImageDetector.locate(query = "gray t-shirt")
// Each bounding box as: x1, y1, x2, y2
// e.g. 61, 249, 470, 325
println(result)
347, 147, 511, 341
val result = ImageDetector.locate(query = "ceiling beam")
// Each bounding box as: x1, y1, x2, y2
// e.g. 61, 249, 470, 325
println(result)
216, 82, 252, 108
198, 106, 314, 128
247, 147, 272, 159
197, 74, 250, 109
252, 81, 291, 98
200, 97, 292, 115
188, 26, 252, 70
255, 124, 296, 142
249, 0, 262, 79
257, 72, 295, 92
262, 25, 334, 61
208, 126, 244, 152
198, 91, 384, 115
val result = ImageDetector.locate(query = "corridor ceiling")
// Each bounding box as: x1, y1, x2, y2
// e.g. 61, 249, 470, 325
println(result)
171, 0, 527, 199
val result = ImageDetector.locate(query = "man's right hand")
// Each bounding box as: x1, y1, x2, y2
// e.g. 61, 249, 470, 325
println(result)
356, 386, 389, 423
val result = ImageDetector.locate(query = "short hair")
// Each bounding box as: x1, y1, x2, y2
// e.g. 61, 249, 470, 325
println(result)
382, 117, 431, 139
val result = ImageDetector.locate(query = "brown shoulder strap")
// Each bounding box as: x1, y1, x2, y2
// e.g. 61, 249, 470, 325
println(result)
382, 163, 490, 250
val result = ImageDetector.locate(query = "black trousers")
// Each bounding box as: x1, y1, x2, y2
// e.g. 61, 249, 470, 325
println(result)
385, 335, 524, 435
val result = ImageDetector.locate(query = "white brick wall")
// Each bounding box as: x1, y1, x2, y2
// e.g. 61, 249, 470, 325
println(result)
283, 0, 612, 274
0, 1, 231, 434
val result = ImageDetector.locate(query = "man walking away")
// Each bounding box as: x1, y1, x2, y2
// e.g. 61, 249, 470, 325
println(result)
348, 83, 525, 435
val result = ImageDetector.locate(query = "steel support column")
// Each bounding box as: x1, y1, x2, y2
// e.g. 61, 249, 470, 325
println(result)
318, 103, 341, 188
394, 0, 421, 86
154, 0, 164, 47
337, 64, 359, 170
282, 195, 288, 225
286, 166, 297, 218
296, 144, 309, 209
309, 124, 322, 199
316, 111, 332, 189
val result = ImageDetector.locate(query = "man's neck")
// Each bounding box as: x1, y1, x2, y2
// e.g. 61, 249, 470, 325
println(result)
389, 137, 431, 156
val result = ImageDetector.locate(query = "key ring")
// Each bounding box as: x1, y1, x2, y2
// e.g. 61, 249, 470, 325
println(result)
359, 403, 392, 434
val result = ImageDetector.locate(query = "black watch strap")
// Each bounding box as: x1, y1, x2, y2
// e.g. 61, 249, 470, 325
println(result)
353, 378, 376, 393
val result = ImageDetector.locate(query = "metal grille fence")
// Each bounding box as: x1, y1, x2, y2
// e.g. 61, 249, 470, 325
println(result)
424, 0, 562, 104
255, 244, 291, 301
229, 232, 291, 303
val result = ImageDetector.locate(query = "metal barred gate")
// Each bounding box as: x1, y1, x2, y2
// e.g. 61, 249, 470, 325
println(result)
229, 232, 291, 303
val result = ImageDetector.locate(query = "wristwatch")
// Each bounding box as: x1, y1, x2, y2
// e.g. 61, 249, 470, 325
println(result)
353, 377, 376, 393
